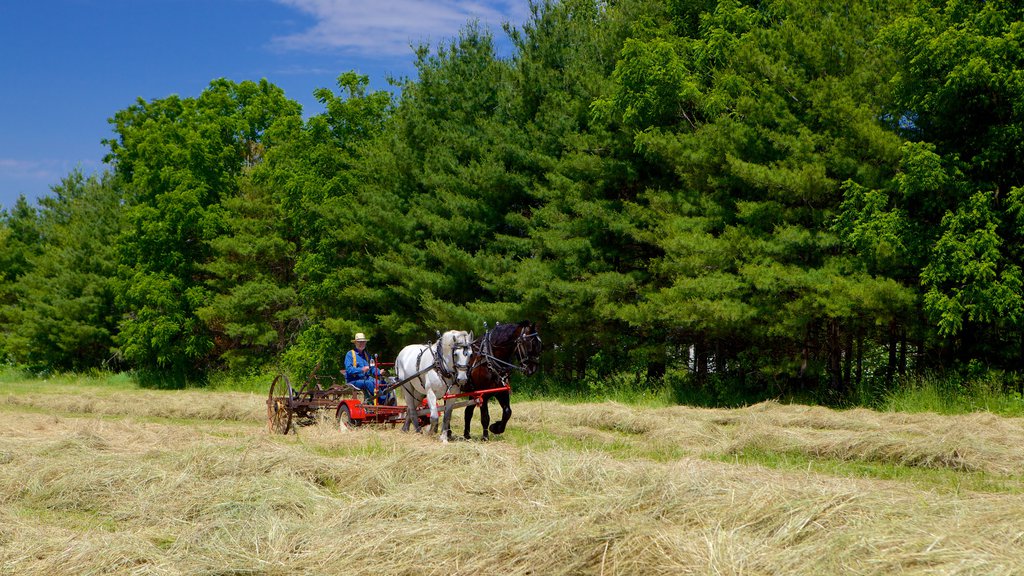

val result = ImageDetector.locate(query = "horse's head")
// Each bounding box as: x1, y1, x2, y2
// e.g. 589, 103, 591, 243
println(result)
441, 330, 474, 386
514, 321, 542, 376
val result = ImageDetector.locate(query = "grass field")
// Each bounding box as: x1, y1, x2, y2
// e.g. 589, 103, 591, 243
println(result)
3, 373, 1024, 575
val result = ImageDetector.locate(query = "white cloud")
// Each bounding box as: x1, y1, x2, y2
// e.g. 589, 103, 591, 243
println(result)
271, 0, 529, 55
0, 158, 57, 181
0, 159, 63, 207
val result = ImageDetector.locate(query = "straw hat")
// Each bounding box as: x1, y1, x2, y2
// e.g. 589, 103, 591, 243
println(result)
352, 333, 369, 343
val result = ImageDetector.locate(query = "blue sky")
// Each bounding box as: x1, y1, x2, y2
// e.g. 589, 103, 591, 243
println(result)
0, 0, 528, 210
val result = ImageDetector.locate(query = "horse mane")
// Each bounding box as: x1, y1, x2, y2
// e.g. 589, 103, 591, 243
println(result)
485, 321, 530, 346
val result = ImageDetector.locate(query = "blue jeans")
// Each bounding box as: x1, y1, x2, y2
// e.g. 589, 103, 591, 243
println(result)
350, 377, 390, 403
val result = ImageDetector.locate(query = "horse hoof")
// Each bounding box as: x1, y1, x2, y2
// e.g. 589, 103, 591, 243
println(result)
489, 422, 506, 435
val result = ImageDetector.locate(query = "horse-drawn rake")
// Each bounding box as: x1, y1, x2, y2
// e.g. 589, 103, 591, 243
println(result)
265, 360, 511, 435
266, 321, 541, 438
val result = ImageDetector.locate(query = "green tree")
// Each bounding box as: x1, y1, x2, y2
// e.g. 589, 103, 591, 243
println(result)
1, 171, 124, 370
0, 196, 41, 362
479, 0, 663, 381
106, 79, 301, 382
597, 0, 918, 399
0, 196, 41, 289
922, 191, 1023, 350
353, 26, 534, 345
197, 176, 301, 373
878, 0, 1024, 371
251, 71, 395, 376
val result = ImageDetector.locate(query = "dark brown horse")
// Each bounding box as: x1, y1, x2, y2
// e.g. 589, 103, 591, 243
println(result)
463, 320, 542, 440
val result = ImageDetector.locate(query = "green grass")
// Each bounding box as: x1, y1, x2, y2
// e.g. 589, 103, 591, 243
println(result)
881, 374, 1024, 417
206, 368, 283, 394
522, 370, 1024, 416
15, 503, 121, 532
503, 423, 1024, 495
501, 415, 1024, 495
0, 368, 138, 394
0, 365, 29, 383
515, 377, 679, 408
11, 365, 1024, 420
712, 447, 1024, 495
0, 400, 258, 431
503, 426, 688, 463
0, 366, 281, 396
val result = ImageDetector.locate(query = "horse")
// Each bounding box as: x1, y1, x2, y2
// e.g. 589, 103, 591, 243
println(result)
394, 330, 474, 441
462, 321, 542, 441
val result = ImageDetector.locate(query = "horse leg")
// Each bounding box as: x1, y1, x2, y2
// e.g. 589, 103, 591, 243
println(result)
401, 387, 416, 433
479, 396, 491, 441
426, 388, 439, 435
463, 399, 490, 440
488, 390, 511, 435
463, 404, 475, 440
441, 402, 456, 443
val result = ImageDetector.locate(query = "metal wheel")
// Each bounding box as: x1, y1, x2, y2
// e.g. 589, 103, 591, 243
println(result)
269, 399, 292, 434
337, 403, 360, 430
267, 374, 293, 435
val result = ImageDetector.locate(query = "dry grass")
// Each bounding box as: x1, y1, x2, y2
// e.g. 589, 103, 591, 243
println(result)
3, 382, 1024, 574
510, 400, 1024, 477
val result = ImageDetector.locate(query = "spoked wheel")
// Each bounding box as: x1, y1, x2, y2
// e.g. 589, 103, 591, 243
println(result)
336, 403, 361, 430
267, 374, 293, 435
269, 399, 292, 434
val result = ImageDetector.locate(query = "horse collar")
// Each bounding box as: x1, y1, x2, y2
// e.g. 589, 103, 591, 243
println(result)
434, 338, 452, 379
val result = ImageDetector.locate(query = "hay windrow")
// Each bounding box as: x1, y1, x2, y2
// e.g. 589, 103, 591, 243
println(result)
3, 386, 1024, 574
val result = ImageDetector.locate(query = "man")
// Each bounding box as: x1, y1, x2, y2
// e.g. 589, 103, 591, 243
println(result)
345, 332, 386, 403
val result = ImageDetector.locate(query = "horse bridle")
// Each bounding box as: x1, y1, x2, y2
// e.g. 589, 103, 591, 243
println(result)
474, 327, 541, 382
513, 330, 542, 369
413, 336, 471, 382
435, 336, 472, 380
452, 339, 472, 378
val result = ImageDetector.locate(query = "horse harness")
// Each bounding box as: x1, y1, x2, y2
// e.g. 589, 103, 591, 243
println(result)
402, 335, 470, 397
472, 327, 541, 387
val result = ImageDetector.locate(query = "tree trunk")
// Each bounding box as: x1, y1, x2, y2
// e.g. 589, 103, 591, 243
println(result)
843, 325, 853, 397
898, 327, 907, 378
575, 349, 588, 382
828, 319, 843, 395
886, 322, 897, 388
695, 341, 708, 386
855, 327, 864, 394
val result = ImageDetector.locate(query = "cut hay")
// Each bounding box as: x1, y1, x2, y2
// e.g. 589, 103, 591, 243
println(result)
3, 387, 1024, 574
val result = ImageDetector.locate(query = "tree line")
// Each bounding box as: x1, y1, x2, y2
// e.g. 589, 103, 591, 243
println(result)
3, 0, 1024, 404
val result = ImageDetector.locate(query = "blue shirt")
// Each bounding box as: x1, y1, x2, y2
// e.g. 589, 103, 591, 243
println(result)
345, 349, 380, 382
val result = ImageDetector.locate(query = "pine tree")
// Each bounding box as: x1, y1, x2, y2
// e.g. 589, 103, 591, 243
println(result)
1, 171, 123, 370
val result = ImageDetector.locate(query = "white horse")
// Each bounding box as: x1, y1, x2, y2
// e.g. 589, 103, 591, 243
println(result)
395, 330, 473, 440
